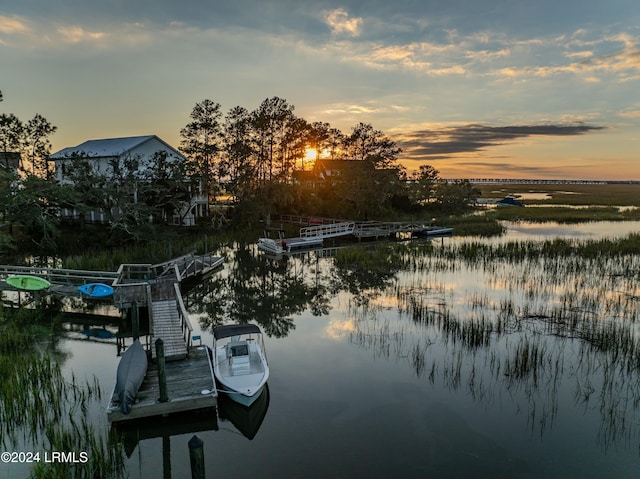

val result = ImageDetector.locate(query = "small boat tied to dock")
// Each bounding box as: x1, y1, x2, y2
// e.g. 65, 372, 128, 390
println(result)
213, 324, 270, 407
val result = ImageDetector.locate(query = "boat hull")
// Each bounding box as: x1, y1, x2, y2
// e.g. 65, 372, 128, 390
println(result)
6, 274, 51, 291
218, 382, 267, 407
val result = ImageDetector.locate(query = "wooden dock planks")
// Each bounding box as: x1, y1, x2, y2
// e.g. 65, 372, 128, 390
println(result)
107, 345, 217, 422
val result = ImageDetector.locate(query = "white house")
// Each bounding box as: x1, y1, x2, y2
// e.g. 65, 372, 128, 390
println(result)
50, 135, 207, 225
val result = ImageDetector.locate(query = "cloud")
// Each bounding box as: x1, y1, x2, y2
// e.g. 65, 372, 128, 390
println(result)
396, 123, 605, 159
324, 9, 362, 37
619, 110, 640, 119
0, 15, 30, 34
490, 31, 640, 82
57, 26, 108, 43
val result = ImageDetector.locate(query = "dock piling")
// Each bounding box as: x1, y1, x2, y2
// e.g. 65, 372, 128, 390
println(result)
155, 339, 169, 403
132, 301, 140, 340
188, 435, 205, 479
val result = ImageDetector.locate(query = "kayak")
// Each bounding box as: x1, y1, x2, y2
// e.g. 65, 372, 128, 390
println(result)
78, 282, 114, 298
115, 339, 148, 414
6, 274, 51, 291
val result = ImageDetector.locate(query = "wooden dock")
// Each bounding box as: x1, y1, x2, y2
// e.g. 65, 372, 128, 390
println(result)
274, 215, 453, 242
106, 345, 217, 422
0, 253, 226, 423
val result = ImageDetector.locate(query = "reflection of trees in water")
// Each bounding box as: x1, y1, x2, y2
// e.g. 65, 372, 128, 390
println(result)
332, 245, 402, 306
187, 243, 403, 338
347, 247, 640, 452
188, 244, 327, 337
182, 238, 640, 450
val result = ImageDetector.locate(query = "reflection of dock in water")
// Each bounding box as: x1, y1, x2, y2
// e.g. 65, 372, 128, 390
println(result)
113, 407, 218, 458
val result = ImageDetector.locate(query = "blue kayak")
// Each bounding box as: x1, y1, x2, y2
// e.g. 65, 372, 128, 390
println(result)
78, 283, 114, 298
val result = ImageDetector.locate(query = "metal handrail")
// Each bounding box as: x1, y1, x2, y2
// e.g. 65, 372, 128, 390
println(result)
174, 283, 193, 349
299, 221, 354, 239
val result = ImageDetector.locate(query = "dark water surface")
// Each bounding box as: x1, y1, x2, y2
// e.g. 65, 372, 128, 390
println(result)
4, 221, 640, 478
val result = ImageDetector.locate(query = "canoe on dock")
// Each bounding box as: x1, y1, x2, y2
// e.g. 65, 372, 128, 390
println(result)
6, 274, 51, 291
106, 346, 218, 422
115, 339, 148, 415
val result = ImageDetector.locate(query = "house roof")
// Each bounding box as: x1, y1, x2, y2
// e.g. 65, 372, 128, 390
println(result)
50, 135, 183, 160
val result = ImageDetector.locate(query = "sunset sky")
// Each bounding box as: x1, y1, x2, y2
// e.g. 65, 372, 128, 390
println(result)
1, 0, 639, 180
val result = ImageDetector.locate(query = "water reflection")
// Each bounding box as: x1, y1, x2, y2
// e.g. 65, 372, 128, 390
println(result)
113, 408, 218, 458
185, 242, 404, 337
14, 224, 638, 478
218, 384, 270, 440
184, 231, 640, 461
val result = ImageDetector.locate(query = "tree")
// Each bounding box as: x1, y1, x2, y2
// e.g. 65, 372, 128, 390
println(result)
250, 96, 295, 182
344, 122, 401, 167
410, 164, 440, 205
0, 92, 57, 177
139, 150, 191, 224
435, 179, 480, 214
326, 127, 346, 160
180, 99, 223, 211
58, 152, 111, 225
223, 106, 254, 202
282, 117, 310, 179
24, 114, 57, 177
8, 174, 63, 253
0, 113, 23, 156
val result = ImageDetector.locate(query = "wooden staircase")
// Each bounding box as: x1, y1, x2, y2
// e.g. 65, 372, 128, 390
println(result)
150, 299, 188, 361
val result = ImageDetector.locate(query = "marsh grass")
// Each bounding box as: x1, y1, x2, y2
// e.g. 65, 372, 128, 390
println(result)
344, 235, 640, 449
476, 183, 640, 207
0, 308, 126, 478
490, 206, 640, 223
437, 215, 505, 236
60, 229, 245, 271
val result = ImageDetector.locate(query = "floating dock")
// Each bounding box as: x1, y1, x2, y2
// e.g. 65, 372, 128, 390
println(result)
106, 345, 217, 422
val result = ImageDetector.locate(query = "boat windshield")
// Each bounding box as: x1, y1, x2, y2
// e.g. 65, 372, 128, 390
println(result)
214, 324, 261, 340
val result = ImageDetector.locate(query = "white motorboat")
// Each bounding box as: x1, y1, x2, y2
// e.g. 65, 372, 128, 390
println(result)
213, 324, 270, 407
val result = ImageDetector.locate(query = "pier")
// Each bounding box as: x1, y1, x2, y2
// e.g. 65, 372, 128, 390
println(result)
106, 345, 217, 422
272, 215, 452, 245
0, 252, 225, 422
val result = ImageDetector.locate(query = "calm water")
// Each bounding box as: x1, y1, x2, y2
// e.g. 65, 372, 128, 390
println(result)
4, 221, 640, 478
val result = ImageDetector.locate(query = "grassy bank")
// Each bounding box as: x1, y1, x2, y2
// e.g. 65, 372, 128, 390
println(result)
490, 205, 640, 223
476, 183, 640, 206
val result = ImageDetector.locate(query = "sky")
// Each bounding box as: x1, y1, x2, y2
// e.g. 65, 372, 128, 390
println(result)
1, 0, 639, 180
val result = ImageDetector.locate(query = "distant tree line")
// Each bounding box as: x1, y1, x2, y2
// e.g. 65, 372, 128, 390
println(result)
0, 91, 479, 257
